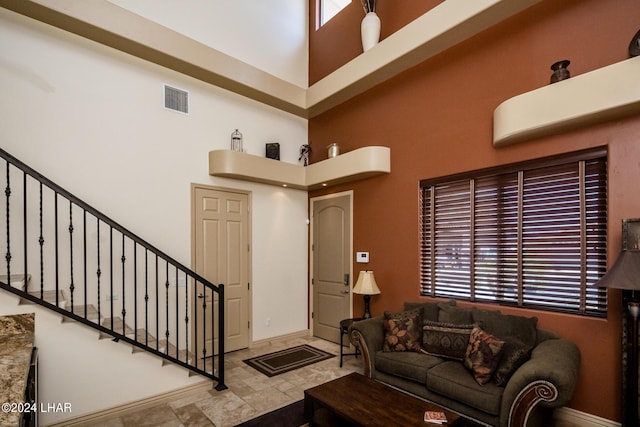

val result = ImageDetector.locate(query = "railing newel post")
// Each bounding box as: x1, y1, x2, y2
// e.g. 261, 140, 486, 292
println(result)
134, 242, 138, 339
83, 210, 87, 317
121, 234, 126, 334
217, 282, 225, 390
69, 201, 75, 315
39, 182, 44, 300
22, 171, 27, 292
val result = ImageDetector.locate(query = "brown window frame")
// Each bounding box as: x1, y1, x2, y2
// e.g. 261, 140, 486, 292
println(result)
419, 148, 608, 317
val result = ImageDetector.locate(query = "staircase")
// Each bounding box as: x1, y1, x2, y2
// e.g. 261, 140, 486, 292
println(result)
0, 148, 226, 390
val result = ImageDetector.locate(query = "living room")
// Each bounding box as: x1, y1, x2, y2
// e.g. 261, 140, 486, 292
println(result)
0, 0, 638, 426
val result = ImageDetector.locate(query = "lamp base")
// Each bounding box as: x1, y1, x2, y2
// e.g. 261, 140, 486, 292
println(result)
622, 291, 640, 426
362, 294, 372, 319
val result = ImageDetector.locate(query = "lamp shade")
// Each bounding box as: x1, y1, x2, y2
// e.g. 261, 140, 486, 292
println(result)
594, 250, 640, 290
353, 271, 381, 295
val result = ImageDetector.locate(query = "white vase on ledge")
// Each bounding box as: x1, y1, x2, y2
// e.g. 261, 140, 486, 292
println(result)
361, 12, 381, 52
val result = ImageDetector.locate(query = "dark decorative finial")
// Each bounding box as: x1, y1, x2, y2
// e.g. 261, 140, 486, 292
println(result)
550, 60, 570, 84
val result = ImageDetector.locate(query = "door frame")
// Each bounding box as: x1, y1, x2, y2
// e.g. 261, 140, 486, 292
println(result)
309, 190, 354, 335
190, 183, 253, 352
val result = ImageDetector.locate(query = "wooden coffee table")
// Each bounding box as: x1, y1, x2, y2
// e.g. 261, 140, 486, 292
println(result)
304, 372, 463, 426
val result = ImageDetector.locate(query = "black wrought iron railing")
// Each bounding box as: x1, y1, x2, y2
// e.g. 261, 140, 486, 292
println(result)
0, 147, 225, 390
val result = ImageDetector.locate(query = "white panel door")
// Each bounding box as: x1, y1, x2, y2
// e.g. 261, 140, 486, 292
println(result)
192, 186, 250, 357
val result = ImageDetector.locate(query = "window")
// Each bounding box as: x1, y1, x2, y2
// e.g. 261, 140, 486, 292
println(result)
320, 0, 351, 26
419, 148, 608, 317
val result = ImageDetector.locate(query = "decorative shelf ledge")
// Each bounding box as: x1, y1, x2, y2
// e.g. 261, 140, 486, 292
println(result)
209, 146, 390, 190
493, 56, 640, 147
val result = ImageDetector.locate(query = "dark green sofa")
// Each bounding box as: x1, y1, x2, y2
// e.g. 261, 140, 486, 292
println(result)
348, 300, 581, 427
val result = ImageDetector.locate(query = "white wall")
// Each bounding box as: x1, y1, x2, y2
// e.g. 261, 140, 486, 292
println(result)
107, 0, 309, 88
0, 3, 309, 422
0, 294, 207, 425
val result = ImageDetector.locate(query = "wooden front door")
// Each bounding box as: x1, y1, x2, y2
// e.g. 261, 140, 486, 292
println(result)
311, 193, 352, 344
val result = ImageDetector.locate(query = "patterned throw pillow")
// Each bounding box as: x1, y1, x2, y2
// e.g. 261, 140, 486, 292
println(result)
421, 321, 474, 361
383, 309, 422, 352
493, 339, 532, 386
464, 326, 505, 385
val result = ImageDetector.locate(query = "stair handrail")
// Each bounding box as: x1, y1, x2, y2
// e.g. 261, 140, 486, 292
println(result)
0, 147, 226, 389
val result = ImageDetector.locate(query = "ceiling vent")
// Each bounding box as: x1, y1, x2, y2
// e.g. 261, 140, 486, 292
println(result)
164, 84, 189, 114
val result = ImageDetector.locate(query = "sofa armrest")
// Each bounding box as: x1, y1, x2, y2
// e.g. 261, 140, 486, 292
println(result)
348, 316, 384, 378
500, 337, 581, 427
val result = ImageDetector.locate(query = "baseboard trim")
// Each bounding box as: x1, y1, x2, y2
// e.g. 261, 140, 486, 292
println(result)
554, 407, 620, 427
251, 329, 310, 348
45, 380, 212, 427
45, 330, 312, 426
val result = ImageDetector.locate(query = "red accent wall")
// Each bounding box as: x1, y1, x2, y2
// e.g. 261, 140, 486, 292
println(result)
308, 0, 640, 422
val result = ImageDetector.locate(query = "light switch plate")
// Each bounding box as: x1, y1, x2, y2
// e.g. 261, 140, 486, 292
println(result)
356, 252, 369, 263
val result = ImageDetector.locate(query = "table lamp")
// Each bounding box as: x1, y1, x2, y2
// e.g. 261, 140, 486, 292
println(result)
594, 249, 640, 426
353, 270, 380, 319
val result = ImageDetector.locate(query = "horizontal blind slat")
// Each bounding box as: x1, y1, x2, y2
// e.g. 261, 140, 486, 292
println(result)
420, 150, 607, 317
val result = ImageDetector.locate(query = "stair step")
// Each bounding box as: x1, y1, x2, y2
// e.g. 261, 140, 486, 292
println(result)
102, 317, 134, 335
129, 329, 157, 352
158, 339, 193, 364
0, 274, 31, 288
67, 304, 101, 322
2, 278, 212, 379
188, 358, 216, 377
27, 290, 66, 309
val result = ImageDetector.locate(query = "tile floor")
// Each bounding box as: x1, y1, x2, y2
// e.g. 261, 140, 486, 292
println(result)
84, 335, 582, 427
85, 335, 363, 427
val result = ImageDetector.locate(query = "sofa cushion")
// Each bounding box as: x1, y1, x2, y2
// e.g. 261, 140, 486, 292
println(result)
404, 301, 442, 323
376, 350, 445, 384
438, 302, 473, 324
464, 326, 505, 385
421, 321, 474, 361
493, 339, 533, 386
427, 361, 504, 415
471, 308, 538, 348
383, 309, 422, 352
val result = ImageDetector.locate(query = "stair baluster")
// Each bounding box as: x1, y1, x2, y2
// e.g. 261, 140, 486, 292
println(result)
0, 148, 225, 389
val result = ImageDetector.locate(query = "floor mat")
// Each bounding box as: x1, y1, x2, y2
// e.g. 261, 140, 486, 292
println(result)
243, 344, 334, 377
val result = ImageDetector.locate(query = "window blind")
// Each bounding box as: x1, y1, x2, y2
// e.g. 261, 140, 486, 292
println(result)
420, 148, 607, 317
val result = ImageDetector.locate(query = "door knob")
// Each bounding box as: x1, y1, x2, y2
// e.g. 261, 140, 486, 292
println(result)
343, 289, 350, 294
197, 293, 205, 299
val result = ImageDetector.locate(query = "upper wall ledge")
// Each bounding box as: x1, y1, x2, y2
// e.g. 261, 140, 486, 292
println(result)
209, 146, 391, 191
493, 56, 640, 147
0, 0, 541, 118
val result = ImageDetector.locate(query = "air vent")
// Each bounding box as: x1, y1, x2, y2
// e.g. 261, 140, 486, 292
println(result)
164, 84, 189, 114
